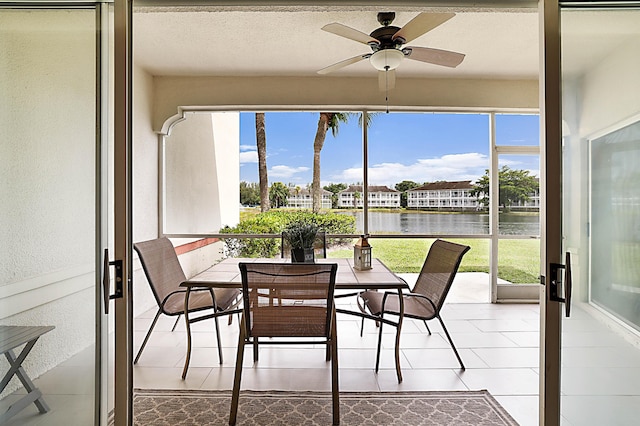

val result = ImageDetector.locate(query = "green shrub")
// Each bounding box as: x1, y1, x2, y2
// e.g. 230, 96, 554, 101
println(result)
220, 210, 356, 258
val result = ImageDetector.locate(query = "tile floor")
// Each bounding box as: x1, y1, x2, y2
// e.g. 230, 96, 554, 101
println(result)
130, 273, 542, 426
4, 273, 640, 425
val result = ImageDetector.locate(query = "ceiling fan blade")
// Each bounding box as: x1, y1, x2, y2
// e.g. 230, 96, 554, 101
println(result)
392, 12, 456, 44
322, 23, 380, 45
405, 46, 465, 68
378, 69, 396, 91
317, 54, 369, 75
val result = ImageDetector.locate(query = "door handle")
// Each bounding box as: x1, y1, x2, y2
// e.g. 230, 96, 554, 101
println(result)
548, 252, 572, 317
102, 248, 124, 314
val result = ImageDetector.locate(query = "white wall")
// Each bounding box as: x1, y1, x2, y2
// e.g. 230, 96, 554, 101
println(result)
563, 35, 640, 303
154, 76, 538, 132
211, 112, 240, 229
132, 64, 161, 317
165, 113, 220, 234
0, 9, 97, 395
164, 112, 240, 234
577, 37, 640, 137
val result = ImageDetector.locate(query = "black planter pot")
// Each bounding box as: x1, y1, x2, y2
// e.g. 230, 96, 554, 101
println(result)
291, 248, 315, 263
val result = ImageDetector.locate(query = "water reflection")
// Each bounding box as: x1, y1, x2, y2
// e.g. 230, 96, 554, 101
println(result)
344, 212, 539, 235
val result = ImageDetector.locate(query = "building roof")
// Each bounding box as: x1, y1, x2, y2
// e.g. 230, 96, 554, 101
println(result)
288, 187, 331, 196
339, 185, 399, 194
408, 180, 474, 192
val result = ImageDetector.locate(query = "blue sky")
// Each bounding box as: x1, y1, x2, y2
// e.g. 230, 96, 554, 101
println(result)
239, 112, 539, 188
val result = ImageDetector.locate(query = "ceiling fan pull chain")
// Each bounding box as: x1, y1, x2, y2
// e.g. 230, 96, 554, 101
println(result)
385, 67, 389, 113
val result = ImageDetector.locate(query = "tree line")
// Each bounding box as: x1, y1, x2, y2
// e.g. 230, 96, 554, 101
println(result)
240, 165, 539, 210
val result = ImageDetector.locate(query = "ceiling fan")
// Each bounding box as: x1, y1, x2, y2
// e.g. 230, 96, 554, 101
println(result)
318, 12, 465, 91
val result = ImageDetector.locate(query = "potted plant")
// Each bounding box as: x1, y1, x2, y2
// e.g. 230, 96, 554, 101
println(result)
282, 220, 319, 263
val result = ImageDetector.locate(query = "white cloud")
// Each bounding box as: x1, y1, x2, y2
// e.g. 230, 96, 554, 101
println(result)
240, 144, 255, 151
332, 152, 489, 185
239, 150, 258, 163
270, 165, 310, 178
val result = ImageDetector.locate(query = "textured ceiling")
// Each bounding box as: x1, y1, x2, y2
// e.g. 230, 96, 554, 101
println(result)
133, 8, 540, 80
133, 7, 640, 82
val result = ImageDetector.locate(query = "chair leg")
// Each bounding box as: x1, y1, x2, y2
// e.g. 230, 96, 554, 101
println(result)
330, 309, 340, 425
360, 317, 364, 337
253, 337, 259, 362
374, 313, 384, 373
134, 308, 162, 364
171, 314, 181, 332
214, 315, 224, 364
438, 316, 465, 370
423, 320, 432, 335
229, 316, 247, 426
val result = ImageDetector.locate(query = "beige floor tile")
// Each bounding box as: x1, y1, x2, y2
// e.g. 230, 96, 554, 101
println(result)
458, 368, 539, 395
472, 347, 540, 368
402, 348, 488, 369
133, 366, 210, 389
494, 395, 538, 426
376, 368, 469, 392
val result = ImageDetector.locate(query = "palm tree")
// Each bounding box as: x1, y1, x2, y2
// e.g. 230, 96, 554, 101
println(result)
312, 113, 350, 213
256, 112, 269, 212
312, 112, 376, 213
353, 191, 362, 208
269, 182, 289, 208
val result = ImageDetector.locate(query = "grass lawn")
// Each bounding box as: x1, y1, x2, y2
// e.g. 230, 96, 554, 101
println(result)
328, 238, 540, 284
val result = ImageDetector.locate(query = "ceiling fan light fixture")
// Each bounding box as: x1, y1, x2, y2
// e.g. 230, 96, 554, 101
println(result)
369, 49, 404, 71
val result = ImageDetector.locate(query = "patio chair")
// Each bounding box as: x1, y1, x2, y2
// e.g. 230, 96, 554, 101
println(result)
358, 239, 470, 370
230, 262, 339, 426
280, 231, 327, 259
133, 237, 241, 365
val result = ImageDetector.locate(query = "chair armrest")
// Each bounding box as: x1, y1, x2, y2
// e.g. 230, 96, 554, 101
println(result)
381, 291, 437, 313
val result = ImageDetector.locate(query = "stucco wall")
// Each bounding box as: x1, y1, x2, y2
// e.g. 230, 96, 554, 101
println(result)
154, 76, 538, 132
132, 64, 161, 317
0, 9, 97, 395
163, 112, 240, 234
211, 113, 240, 229
165, 113, 221, 234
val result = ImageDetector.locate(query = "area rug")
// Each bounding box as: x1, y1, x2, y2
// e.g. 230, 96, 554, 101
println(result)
133, 389, 519, 425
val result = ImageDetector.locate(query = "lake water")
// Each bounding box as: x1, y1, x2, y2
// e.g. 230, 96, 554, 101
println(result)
343, 212, 540, 236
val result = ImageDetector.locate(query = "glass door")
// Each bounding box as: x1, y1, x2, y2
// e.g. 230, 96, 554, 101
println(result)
0, 2, 114, 424
554, 3, 640, 425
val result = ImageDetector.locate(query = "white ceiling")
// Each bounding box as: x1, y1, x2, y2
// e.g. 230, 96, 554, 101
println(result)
133, 8, 540, 81
133, 7, 640, 85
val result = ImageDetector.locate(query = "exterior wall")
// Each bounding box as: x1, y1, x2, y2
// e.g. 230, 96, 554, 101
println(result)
407, 188, 539, 210
138, 110, 240, 317
408, 189, 478, 209
132, 65, 161, 317
287, 194, 331, 209
154, 76, 538, 132
338, 191, 400, 208
164, 112, 240, 234
0, 9, 97, 395
210, 113, 240, 228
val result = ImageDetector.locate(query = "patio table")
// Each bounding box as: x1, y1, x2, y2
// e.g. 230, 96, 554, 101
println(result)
0, 325, 54, 423
180, 257, 409, 383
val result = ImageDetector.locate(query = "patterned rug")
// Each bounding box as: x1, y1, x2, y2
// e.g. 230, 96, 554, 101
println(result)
134, 389, 519, 425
